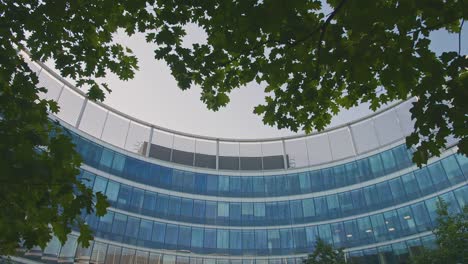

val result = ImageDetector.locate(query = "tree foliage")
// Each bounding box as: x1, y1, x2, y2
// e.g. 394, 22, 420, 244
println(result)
0, 0, 467, 254
146, 0, 468, 166
411, 199, 468, 264
303, 238, 346, 264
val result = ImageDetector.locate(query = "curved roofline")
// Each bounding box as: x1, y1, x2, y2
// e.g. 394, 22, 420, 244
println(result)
27, 50, 410, 143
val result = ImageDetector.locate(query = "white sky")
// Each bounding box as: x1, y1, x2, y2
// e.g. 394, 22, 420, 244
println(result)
67, 25, 467, 139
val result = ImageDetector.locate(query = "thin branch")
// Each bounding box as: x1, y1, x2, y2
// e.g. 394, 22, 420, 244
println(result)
459, 19, 464, 56
315, 0, 349, 78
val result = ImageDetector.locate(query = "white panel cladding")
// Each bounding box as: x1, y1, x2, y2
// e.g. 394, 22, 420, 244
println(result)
124, 122, 150, 154
37, 70, 63, 101
219, 142, 240, 156
284, 138, 309, 168
78, 101, 107, 138
152, 130, 174, 149
56, 87, 84, 126
395, 100, 415, 136
101, 112, 130, 148
350, 119, 379, 154
306, 134, 332, 165
261, 141, 283, 157
195, 139, 217, 155
328, 127, 355, 160
374, 109, 404, 146
173, 135, 196, 152
240, 142, 262, 157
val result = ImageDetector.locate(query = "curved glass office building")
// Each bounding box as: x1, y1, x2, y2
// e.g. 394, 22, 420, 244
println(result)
16, 55, 468, 264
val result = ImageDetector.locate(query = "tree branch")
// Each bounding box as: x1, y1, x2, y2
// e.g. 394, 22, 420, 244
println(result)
314, 0, 348, 78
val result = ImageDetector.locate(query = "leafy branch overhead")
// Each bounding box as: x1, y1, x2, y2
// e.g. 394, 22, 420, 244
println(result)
148, 0, 468, 166
0, 0, 467, 254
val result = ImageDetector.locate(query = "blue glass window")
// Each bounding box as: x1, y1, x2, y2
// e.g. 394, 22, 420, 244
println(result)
105, 180, 119, 203
369, 154, 384, 177
333, 165, 346, 187
205, 201, 217, 221
414, 168, 434, 195
376, 182, 393, 206
111, 213, 127, 237
130, 188, 144, 212
302, 198, 315, 218
218, 176, 229, 193
151, 222, 166, 243
331, 222, 345, 248
401, 173, 420, 199
117, 184, 132, 209
167, 196, 181, 218
164, 224, 179, 245
293, 228, 306, 249
252, 177, 265, 195
155, 194, 169, 216
204, 229, 217, 249
99, 148, 114, 171
298, 172, 311, 192
380, 150, 397, 173
267, 230, 280, 250
427, 162, 449, 190
111, 153, 125, 175
411, 202, 432, 232
280, 229, 293, 249
217, 230, 229, 249
93, 176, 107, 194
178, 226, 192, 247
180, 198, 193, 219
230, 177, 241, 193
453, 185, 468, 208
241, 177, 253, 194
138, 219, 153, 241
389, 178, 406, 203
254, 203, 266, 220
264, 176, 276, 195
441, 156, 464, 184
230, 230, 242, 250
206, 175, 218, 194
124, 216, 140, 239
242, 203, 254, 223
142, 191, 157, 215
397, 207, 417, 235
242, 231, 255, 250
191, 228, 204, 248
315, 196, 328, 219
255, 230, 268, 250
193, 200, 205, 221
305, 226, 318, 248
230, 203, 241, 223
218, 202, 229, 218
327, 194, 340, 218
456, 154, 468, 176
97, 212, 114, 234
290, 200, 303, 222
356, 217, 373, 244
317, 224, 332, 245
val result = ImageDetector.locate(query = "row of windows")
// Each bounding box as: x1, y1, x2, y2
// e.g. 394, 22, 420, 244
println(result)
70, 132, 418, 197
29, 233, 438, 264
81, 186, 467, 255
82, 154, 467, 226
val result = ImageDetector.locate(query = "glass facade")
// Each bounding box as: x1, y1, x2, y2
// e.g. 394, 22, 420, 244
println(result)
21, 60, 467, 264
28, 129, 468, 264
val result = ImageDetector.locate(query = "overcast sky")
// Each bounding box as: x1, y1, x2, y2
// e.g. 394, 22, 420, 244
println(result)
86, 24, 466, 139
